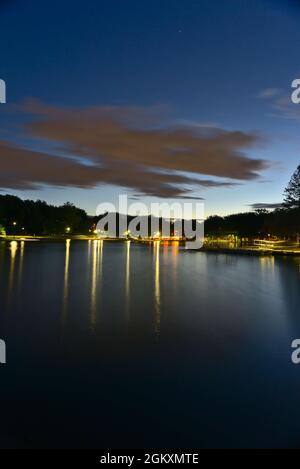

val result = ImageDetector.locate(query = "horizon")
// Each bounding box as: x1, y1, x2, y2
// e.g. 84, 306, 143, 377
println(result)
0, 190, 284, 219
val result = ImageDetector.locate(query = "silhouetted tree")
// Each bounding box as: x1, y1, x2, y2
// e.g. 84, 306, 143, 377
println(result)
0, 195, 91, 235
283, 164, 300, 210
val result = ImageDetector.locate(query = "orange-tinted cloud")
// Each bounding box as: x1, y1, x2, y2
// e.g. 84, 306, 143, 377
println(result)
0, 101, 270, 198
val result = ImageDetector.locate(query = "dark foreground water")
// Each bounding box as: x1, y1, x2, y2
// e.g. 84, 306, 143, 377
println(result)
0, 239, 300, 448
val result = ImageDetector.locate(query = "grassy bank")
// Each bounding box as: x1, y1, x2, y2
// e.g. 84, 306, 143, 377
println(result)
198, 246, 300, 256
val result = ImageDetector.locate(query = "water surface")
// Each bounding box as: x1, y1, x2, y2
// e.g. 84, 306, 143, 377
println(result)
0, 240, 300, 448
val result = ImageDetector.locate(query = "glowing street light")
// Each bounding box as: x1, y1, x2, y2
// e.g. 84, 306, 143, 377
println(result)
66, 227, 71, 233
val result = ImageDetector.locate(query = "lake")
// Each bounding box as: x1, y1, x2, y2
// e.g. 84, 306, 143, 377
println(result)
0, 239, 300, 448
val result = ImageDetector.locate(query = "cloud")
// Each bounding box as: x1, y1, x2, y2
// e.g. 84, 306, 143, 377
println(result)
257, 88, 281, 99
258, 86, 300, 120
249, 202, 282, 210
271, 93, 300, 120
0, 101, 270, 198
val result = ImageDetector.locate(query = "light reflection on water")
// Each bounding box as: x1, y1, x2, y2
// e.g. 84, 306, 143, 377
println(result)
154, 241, 161, 336
1, 240, 300, 448
2, 241, 300, 337
7, 241, 18, 305
90, 239, 103, 330
125, 240, 130, 322
62, 239, 70, 326
90, 240, 98, 329
18, 241, 25, 293
2, 240, 300, 339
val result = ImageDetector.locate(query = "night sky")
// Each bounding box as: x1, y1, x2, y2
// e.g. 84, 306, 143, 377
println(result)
0, 0, 300, 216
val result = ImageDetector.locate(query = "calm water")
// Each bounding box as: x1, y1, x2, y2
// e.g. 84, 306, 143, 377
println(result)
0, 239, 300, 448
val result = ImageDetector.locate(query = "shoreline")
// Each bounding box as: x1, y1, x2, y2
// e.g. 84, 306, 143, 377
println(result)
196, 246, 300, 257
1, 236, 300, 256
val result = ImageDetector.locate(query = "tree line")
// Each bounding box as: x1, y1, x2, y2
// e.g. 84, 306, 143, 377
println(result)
0, 196, 91, 235
0, 165, 299, 239
206, 164, 300, 238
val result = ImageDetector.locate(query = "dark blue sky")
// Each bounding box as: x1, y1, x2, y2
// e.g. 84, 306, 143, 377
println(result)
0, 0, 300, 215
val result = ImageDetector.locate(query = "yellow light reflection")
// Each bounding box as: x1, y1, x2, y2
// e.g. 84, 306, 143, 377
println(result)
18, 241, 25, 292
7, 241, 18, 305
98, 239, 103, 274
154, 241, 161, 336
90, 240, 102, 330
259, 255, 275, 270
98, 239, 103, 305
163, 241, 169, 256
87, 239, 91, 265
62, 239, 71, 325
172, 241, 179, 289
125, 240, 131, 321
